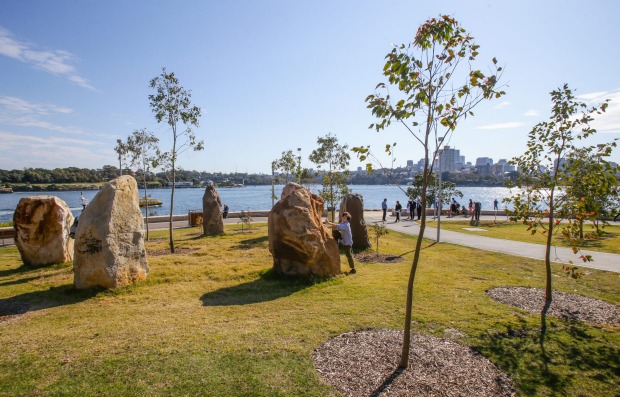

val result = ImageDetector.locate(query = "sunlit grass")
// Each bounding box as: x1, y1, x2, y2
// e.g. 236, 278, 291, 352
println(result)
0, 224, 618, 396
428, 219, 620, 254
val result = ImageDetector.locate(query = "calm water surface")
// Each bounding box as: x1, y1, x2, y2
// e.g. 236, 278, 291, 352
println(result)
0, 185, 516, 223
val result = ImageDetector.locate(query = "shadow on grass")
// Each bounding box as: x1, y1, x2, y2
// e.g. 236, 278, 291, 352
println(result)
0, 284, 100, 321
233, 235, 269, 250
200, 269, 319, 306
472, 319, 619, 396
0, 263, 32, 279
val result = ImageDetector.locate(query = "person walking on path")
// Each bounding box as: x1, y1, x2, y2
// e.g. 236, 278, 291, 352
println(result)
416, 198, 422, 220
407, 200, 415, 220
381, 198, 388, 222
326, 212, 356, 274
395, 200, 402, 222
494, 198, 499, 210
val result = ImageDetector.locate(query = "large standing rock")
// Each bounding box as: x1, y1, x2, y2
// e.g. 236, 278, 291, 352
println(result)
13, 195, 74, 266
73, 176, 148, 289
339, 193, 371, 250
268, 183, 340, 277
202, 184, 224, 235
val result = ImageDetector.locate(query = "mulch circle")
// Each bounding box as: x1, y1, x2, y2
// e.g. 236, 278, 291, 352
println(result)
355, 253, 406, 264
487, 286, 620, 325
313, 329, 515, 397
147, 247, 200, 256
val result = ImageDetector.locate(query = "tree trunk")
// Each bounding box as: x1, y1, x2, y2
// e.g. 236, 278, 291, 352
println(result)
541, 193, 554, 342
143, 181, 150, 241
169, 136, 176, 253
169, 170, 175, 253
399, 171, 430, 369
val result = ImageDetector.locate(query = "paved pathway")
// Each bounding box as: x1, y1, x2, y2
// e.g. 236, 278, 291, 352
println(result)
362, 212, 620, 274
7, 211, 614, 274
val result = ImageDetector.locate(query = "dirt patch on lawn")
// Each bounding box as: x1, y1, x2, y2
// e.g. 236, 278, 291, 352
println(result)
313, 329, 514, 397
355, 252, 406, 264
487, 286, 620, 325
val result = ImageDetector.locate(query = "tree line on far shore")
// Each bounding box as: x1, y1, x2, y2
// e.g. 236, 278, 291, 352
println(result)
0, 166, 508, 189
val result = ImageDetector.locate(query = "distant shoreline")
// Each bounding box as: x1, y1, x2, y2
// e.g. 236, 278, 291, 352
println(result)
4, 182, 506, 193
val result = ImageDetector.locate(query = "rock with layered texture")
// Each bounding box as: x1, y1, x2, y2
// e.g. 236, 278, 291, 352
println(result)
13, 195, 74, 266
268, 183, 340, 277
202, 184, 224, 236
73, 176, 148, 289
339, 193, 371, 250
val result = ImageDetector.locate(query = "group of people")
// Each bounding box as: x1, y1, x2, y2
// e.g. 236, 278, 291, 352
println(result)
381, 198, 423, 222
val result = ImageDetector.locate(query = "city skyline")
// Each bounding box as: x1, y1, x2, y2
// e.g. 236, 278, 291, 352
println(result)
1, 1, 619, 174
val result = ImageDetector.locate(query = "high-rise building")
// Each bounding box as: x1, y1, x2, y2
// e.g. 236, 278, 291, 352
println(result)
437, 146, 462, 172
475, 157, 493, 166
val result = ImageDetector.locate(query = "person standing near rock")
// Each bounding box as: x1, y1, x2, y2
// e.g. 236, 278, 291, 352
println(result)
326, 212, 356, 274
381, 198, 388, 222
223, 204, 229, 219
80, 192, 88, 210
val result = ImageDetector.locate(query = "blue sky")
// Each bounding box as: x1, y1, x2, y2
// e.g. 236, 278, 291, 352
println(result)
1, 0, 619, 174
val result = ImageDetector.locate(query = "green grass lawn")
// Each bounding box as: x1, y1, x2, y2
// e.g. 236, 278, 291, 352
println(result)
0, 224, 618, 396
430, 219, 620, 254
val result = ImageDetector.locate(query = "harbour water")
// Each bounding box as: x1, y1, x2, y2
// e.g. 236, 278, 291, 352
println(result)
0, 185, 516, 223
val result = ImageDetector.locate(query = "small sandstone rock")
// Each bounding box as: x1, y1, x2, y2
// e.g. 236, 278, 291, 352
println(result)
339, 193, 371, 250
202, 184, 224, 236
13, 195, 74, 266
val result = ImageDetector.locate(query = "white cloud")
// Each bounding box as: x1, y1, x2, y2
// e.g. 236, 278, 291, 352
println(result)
0, 96, 73, 115
581, 89, 620, 134
476, 122, 527, 130
0, 27, 95, 91
494, 101, 510, 110
0, 130, 103, 146
523, 109, 539, 117
0, 130, 110, 169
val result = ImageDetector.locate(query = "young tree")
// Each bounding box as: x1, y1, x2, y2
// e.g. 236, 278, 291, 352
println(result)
149, 67, 204, 253
362, 15, 504, 368
273, 150, 298, 183
113, 140, 129, 177
561, 147, 619, 238
372, 223, 389, 254
124, 128, 162, 241
309, 133, 350, 222
505, 85, 612, 337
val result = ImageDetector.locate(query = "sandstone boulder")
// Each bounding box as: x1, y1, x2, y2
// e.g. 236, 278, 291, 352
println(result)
268, 183, 340, 277
73, 176, 148, 289
339, 193, 371, 250
13, 195, 74, 266
202, 184, 224, 235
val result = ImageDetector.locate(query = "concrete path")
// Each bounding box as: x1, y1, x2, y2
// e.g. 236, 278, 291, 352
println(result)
362, 212, 620, 274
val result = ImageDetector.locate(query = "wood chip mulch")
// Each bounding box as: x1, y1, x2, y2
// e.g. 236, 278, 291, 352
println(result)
147, 247, 200, 256
487, 286, 620, 325
355, 253, 406, 264
312, 329, 515, 397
